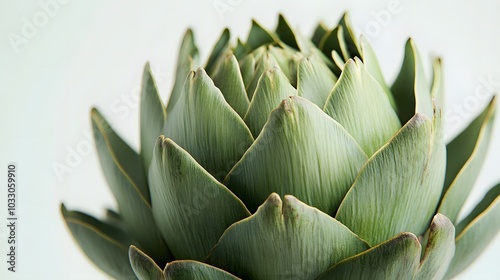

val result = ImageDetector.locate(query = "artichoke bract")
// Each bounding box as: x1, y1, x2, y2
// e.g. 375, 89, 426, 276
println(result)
62, 14, 500, 280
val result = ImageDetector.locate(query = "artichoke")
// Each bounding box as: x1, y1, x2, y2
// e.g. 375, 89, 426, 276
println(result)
62, 14, 500, 280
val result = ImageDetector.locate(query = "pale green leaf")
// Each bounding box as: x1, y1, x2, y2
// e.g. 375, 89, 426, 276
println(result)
414, 214, 455, 280
445, 194, 500, 279
244, 66, 297, 137
324, 58, 401, 156
164, 261, 240, 280
317, 233, 421, 280
275, 14, 298, 49
91, 109, 170, 262
391, 39, 433, 124
149, 137, 250, 260
212, 53, 250, 118
359, 36, 396, 109
237, 52, 256, 88
331, 50, 345, 72
297, 55, 337, 108
245, 51, 279, 100
438, 97, 497, 223
129, 245, 164, 280
163, 68, 254, 181
225, 96, 368, 214
431, 58, 445, 107
61, 205, 136, 279
246, 20, 278, 50
205, 28, 230, 76
208, 193, 369, 280
140, 63, 166, 173
267, 45, 301, 86
167, 29, 198, 114
455, 182, 500, 234
336, 114, 442, 245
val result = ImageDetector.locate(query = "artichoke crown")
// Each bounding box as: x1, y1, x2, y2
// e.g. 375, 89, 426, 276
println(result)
62, 13, 499, 280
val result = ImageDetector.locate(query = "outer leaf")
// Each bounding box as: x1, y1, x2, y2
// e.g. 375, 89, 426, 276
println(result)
275, 14, 298, 49
212, 53, 250, 118
414, 214, 455, 280
244, 67, 297, 137
61, 205, 136, 279
92, 109, 148, 200
205, 28, 230, 76
297, 55, 337, 108
359, 36, 396, 109
336, 114, 440, 245
438, 97, 496, 223
311, 22, 328, 47
445, 195, 500, 279
129, 245, 164, 280
324, 58, 401, 156
455, 182, 500, 234
91, 109, 170, 262
149, 137, 250, 260
391, 39, 433, 124
317, 233, 421, 280
167, 29, 198, 114
207, 194, 369, 280
246, 20, 278, 50
164, 261, 240, 280
163, 68, 254, 181
225, 96, 368, 214
140, 63, 166, 173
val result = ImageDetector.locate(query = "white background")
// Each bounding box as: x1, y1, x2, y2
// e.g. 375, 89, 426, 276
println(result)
1, 0, 499, 279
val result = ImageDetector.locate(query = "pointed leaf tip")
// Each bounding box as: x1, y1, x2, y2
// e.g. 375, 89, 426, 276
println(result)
208, 193, 368, 279
129, 245, 164, 280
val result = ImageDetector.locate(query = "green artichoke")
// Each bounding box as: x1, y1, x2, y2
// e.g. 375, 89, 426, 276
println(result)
62, 14, 500, 280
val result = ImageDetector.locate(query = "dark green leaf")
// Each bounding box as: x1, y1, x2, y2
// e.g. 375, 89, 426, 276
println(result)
275, 14, 298, 49
205, 29, 230, 76
61, 205, 137, 279
391, 39, 433, 124
167, 29, 198, 114
140, 63, 166, 174
91, 109, 170, 262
